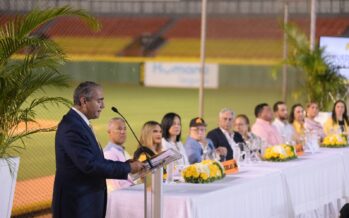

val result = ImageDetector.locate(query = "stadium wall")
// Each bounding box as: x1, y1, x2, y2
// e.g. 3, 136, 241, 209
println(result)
62, 61, 141, 84
219, 64, 302, 91
61, 60, 302, 91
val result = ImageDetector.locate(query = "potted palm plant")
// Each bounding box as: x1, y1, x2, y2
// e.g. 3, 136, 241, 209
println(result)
283, 23, 347, 110
0, 6, 99, 218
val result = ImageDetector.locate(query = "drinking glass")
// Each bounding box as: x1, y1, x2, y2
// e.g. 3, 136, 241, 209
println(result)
232, 144, 241, 166
249, 139, 261, 162
236, 142, 249, 165
202, 143, 209, 160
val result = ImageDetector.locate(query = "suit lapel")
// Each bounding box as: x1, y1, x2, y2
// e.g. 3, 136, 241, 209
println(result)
69, 109, 95, 137
217, 128, 230, 147
68, 109, 103, 155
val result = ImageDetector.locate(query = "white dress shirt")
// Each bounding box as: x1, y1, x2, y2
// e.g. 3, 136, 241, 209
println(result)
72, 107, 89, 126
219, 127, 238, 148
162, 138, 189, 166
272, 118, 295, 143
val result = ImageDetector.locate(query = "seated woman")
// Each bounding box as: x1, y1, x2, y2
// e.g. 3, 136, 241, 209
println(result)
304, 102, 325, 141
134, 121, 162, 161
324, 100, 349, 135
161, 112, 189, 166
234, 114, 261, 143
289, 104, 305, 144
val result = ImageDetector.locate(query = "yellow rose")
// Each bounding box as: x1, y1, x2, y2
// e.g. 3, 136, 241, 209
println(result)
264, 152, 272, 159
265, 147, 272, 153
272, 152, 279, 158
323, 138, 329, 145
202, 160, 212, 165
193, 170, 200, 178
279, 154, 287, 159
209, 165, 217, 177
185, 170, 192, 178
200, 173, 209, 180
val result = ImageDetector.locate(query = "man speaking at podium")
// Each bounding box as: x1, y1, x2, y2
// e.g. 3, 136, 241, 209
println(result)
52, 81, 144, 218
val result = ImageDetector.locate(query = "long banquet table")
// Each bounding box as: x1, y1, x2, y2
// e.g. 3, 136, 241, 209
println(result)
106, 148, 349, 218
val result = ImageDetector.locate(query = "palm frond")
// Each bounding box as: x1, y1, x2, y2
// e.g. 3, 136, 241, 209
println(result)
282, 23, 347, 110
0, 6, 99, 160
1, 126, 57, 159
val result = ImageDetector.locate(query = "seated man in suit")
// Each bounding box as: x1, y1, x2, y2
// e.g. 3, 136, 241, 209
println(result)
104, 117, 133, 192
207, 108, 244, 161
52, 81, 144, 218
185, 117, 227, 164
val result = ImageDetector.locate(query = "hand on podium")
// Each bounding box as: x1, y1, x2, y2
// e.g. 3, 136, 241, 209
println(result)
128, 159, 145, 174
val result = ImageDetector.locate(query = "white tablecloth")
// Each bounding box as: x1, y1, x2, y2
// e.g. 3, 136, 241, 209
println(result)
242, 151, 346, 218
106, 148, 349, 218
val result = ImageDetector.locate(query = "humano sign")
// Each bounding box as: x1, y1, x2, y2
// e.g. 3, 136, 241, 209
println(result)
144, 62, 219, 88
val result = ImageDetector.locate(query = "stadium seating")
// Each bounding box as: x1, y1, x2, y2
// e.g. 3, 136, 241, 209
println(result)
1, 14, 349, 59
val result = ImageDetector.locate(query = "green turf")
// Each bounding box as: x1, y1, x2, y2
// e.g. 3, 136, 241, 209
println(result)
17, 82, 290, 180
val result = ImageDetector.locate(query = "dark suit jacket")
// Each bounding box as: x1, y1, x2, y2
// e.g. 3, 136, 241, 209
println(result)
52, 109, 131, 218
207, 128, 244, 160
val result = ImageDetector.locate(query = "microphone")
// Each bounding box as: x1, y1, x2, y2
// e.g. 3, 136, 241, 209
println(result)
111, 106, 154, 169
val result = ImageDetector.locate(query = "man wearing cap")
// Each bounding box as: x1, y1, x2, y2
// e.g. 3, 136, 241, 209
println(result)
184, 117, 227, 164
207, 108, 244, 161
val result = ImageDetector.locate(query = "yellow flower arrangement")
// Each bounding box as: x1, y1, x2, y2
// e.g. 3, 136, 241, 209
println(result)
263, 144, 297, 162
322, 134, 348, 148
182, 160, 225, 183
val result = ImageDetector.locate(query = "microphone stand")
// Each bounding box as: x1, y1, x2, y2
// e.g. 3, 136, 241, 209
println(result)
111, 107, 163, 218
111, 107, 154, 169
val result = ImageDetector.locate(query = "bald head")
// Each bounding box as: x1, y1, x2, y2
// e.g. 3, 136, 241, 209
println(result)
107, 118, 127, 146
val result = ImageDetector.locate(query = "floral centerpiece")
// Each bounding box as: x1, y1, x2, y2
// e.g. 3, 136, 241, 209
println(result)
263, 144, 297, 162
322, 134, 348, 148
182, 160, 225, 183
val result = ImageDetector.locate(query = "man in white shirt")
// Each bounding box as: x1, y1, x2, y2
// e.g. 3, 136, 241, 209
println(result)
272, 101, 295, 143
104, 117, 133, 192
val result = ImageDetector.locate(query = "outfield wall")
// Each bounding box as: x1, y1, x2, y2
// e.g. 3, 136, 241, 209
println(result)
219, 64, 302, 91
63, 61, 141, 84
62, 60, 302, 91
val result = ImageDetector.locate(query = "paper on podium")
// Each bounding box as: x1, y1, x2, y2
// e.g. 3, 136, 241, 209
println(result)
129, 148, 182, 181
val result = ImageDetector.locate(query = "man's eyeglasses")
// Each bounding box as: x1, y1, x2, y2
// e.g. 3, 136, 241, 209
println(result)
192, 127, 206, 132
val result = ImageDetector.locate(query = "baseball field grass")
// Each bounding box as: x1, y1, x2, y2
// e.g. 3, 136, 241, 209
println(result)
17, 82, 287, 181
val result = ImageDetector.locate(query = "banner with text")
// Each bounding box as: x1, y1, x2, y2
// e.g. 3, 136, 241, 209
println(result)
320, 36, 349, 79
144, 62, 219, 88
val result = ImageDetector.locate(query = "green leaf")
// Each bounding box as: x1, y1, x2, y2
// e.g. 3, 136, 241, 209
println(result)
0, 6, 99, 162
